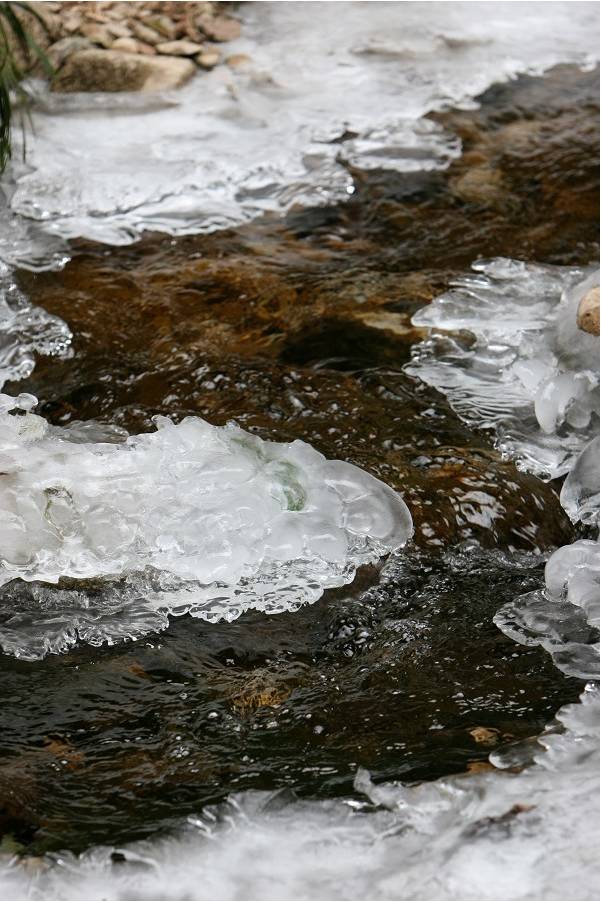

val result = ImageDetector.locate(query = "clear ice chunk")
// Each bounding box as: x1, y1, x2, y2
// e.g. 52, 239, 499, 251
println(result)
0, 399, 412, 658
560, 436, 600, 526
407, 260, 600, 479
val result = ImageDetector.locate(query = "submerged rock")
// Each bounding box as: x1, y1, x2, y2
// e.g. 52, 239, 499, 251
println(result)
51, 48, 196, 92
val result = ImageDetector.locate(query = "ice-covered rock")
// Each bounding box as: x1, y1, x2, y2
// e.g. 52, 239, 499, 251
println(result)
407, 259, 600, 479
0, 394, 412, 657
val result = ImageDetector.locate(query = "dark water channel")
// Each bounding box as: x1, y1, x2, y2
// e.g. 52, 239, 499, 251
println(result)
0, 65, 598, 855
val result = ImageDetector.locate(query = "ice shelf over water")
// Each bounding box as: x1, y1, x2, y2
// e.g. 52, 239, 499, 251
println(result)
406, 254, 600, 901
0, 267, 412, 659
407, 259, 600, 479
1, 1, 599, 269
0, 658, 597, 901
0, 395, 412, 658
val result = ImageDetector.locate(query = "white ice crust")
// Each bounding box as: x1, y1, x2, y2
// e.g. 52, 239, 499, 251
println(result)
407, 260, 600, 479
1, 1, 598, 269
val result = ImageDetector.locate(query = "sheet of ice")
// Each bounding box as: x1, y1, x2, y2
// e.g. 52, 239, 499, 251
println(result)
0, 392, 412, 658
406, 260, 600, 479
2, 1, 599, 269
0, 686, 596, 902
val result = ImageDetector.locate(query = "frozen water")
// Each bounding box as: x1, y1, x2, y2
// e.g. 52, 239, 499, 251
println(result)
1, 1, 599, 268
407, 260, 600, 479
0, 262, 71, 388
407, 253, 600, 901
0, 394, 412, 658
0, 265, 411, 659
0, 685, 597, 901
561, 436, 600, 526
494, 540, 599, 680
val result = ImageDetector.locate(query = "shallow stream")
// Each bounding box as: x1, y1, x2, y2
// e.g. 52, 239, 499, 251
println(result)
0, 3, 598, 899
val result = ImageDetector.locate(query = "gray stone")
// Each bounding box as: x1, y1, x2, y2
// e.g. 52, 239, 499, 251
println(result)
52, 49, 196, 93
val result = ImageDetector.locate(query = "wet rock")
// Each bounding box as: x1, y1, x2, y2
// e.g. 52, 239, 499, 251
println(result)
196, 13, 241, 42
450, 165, 511, 209
577, 286, 600, 336
195, 48, 221, 69
156, 39, 205, 56
52, 49, 195, 93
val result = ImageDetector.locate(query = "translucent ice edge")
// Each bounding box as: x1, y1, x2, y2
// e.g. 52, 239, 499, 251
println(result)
0, 261, 72, 388
0, 394, 412, 659
1, 1, 599, 270
403, 254, 599, 900
0, 687, 597, 901
407, 259, 600, 480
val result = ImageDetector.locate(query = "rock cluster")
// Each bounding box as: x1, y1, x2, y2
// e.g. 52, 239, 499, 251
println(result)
24, 1, 242, 92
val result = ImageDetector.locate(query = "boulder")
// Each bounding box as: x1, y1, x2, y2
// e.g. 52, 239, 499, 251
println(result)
52, 49, 196, 93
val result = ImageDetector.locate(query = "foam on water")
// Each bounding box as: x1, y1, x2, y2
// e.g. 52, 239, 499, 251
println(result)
407, 260, 600, 479
1, 1, 599, 269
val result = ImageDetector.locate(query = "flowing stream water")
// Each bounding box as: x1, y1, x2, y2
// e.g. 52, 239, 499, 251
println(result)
0, 2, 598, 899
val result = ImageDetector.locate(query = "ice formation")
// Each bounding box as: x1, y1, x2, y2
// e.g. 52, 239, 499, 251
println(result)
494, 540, 599, 680
405, 254, 600, 901
1, 1, 598, 268
407, 260, 600, 478
0, 2, 597, 896
0, 262, 71, 387
0, 635, 597, 901
561, 435, 600, 526
0, 393, 412, 658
